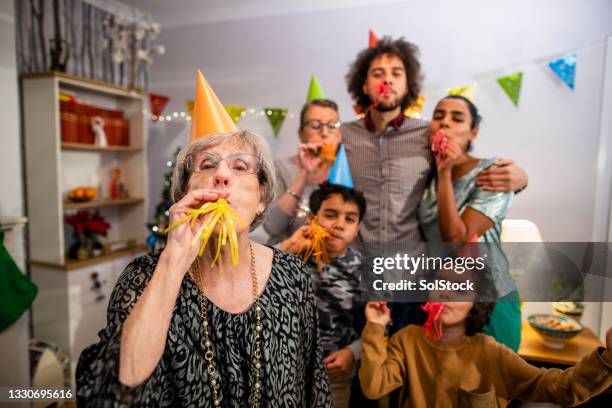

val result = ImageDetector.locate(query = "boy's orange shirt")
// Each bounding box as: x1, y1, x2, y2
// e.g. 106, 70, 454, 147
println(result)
359, 321, 612, 407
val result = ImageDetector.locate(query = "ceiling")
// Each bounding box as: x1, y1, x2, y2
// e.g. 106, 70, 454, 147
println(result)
122, 0, 410, 28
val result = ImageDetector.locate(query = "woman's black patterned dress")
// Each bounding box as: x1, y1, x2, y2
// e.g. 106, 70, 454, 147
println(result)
76, 248, 332, 407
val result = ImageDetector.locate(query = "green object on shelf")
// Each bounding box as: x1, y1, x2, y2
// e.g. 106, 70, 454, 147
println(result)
0, 231, 38, 332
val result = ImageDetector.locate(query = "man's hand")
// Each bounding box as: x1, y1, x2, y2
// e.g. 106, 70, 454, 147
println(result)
324, 348, 354, 379
365, 302, 391, 327
476, 159, 528, 192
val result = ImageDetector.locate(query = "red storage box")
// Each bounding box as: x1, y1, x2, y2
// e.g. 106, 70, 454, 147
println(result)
60, 101, 78, 143
75, 104, 98, 145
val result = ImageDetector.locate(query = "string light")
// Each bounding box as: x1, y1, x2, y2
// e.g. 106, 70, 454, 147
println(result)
149, 108, 300, 123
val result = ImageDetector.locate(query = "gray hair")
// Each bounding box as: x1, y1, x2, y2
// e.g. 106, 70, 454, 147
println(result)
171, 130, 276, 230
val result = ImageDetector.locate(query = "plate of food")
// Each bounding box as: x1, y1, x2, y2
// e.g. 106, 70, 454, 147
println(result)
527, 313, 583, 349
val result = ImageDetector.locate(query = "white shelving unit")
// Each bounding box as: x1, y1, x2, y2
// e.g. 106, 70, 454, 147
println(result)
21, 72, 149, 380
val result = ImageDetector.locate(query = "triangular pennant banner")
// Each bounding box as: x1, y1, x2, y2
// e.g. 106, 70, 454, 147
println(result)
306, 75, 327, 102
149, 93, 169, 119
497, 72, 523, 106
448, 84, 476, 102
369, 29, 379, 48
548, 53, 576, 90
264, 108, 287, 137
186, 100, 194, 117
225, 105, 246, 124
404, 95, 426, 119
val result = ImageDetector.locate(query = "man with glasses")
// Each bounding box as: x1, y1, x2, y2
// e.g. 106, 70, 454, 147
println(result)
263, 99, 343, 244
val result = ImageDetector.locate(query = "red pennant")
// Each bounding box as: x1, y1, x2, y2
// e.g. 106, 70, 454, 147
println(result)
149, 93, 170, 119
369, 29, 380, 48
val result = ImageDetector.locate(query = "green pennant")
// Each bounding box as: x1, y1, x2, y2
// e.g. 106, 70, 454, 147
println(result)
264, 108, 288, 137
224, 105, 246, 124
497, 72, 523, 107
306, 75, 327, 102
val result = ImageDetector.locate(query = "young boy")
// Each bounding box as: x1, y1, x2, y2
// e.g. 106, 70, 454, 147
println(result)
359, 263, 612, 407
282, 182, 367, 408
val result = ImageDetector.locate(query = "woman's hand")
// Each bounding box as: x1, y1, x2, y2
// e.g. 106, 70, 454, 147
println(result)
365, 302, 391, 327
476, 159, 528, 192
434, 139, 463, 175
162, 189, 229, 273
280, 225, 311, 253
298, 143, 322, 173
324, 348, 354, 379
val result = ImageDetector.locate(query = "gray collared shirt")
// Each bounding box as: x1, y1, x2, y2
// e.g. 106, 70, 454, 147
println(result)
342, 117, 433, 248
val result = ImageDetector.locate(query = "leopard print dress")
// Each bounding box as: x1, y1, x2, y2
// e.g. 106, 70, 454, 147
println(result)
76, 249, 332, 407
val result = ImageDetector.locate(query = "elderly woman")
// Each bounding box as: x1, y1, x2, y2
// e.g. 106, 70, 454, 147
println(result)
76, 130, 332, 407
264, 99, 342, 245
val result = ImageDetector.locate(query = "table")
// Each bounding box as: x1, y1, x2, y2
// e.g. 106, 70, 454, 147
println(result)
518, 319, 603, 366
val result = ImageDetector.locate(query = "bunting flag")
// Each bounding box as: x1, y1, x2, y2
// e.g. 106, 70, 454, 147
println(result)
448, 84, 476, 102
404, 95, 426, 118
225, 105, 246, 124
497, 72, 523, 106
186, 100, 194, 117
369, 29, 380, 48
548, 53, 577, 90
264, 108, 288, 137
149, 94, 169, 119
306, 75, 327, 102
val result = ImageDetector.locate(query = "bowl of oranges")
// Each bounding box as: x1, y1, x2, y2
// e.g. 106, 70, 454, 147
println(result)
67, 187, 97, 202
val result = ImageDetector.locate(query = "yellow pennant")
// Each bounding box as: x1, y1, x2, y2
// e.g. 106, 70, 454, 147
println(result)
447, 84, 476, 102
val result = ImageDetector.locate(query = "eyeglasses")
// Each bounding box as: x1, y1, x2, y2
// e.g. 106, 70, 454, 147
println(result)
302, 120, 342, 132
193, 152, 261, 175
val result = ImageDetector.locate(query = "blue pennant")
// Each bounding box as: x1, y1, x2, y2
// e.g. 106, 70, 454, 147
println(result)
548, 53, 576, 90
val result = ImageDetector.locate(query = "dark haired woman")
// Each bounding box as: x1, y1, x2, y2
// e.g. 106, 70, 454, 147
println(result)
263, 99, 342, 245
418, 95, 521, 351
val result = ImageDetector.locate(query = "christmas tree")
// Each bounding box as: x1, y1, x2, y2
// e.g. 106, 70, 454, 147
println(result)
147, 147, 181, 254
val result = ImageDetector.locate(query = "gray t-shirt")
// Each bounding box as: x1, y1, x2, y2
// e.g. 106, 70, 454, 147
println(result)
263, 156, 318, 245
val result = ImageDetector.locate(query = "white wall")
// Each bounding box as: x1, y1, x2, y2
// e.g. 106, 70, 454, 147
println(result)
145, 0, 612, 243
140, 0, 612, 339
0, 0, 30, 391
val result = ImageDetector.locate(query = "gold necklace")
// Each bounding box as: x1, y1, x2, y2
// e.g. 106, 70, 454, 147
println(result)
194, 241, 262, 407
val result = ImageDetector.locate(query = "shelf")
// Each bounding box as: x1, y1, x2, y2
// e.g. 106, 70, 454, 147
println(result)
20, 71, 146, 98
61, 142, 142, 152
63, 197, 144, 210
30, 244, 149, 271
